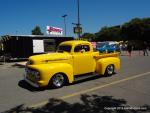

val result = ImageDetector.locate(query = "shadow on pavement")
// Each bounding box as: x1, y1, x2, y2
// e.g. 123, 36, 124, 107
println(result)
0, 63, 3, 65
18, 80, 47, 92
18, 76, 104, 92
2, 94, 150, 113
18, 73, 117, 92
72, 75, 104, 85
72, 73, 117, 85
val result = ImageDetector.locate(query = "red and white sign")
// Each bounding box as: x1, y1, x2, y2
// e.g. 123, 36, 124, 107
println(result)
46, 26, 63, 35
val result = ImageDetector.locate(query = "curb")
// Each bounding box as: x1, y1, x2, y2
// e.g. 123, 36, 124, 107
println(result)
15, 62, 27, 67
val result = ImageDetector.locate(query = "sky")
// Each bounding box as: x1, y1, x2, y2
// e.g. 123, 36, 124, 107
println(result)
0, 0, 149, 37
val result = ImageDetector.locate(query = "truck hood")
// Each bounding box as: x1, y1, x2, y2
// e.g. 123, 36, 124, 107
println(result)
28, 52, 71, 65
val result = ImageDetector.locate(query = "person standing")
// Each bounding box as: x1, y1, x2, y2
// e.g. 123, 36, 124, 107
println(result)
127, 43, 133, 57
143, 41, 148, 56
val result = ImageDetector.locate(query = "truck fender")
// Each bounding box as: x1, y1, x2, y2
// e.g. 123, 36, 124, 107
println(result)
47, 63, 74, 84
96, 57, 120, 75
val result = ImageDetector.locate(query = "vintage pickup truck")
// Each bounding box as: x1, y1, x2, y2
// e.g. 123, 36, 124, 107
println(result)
24, 40, 120, 88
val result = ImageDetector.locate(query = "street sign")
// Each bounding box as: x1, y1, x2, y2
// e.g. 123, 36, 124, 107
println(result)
74, 27, 82, 34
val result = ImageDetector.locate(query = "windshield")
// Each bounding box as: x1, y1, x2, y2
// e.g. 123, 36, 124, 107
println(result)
109, 44, 115, 47
57, 45, 72, 53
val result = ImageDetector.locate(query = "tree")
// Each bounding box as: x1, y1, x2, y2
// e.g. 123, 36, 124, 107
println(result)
82, 33, 95, 41
121, 17, 150, 41
95, 26, 109, 41
81, 17, 150, 43
95, 26, 122, 41
142, 18, 150, 40
31, 26, 44, 35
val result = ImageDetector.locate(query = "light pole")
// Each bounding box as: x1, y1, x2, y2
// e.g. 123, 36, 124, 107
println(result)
62, 14, 67, 36
77, 0, 81, 38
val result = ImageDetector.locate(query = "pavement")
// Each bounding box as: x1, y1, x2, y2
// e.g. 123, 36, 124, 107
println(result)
0, 53, 150, 113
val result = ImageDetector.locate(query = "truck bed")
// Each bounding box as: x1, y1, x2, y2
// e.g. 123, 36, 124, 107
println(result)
94, 52, 119, 60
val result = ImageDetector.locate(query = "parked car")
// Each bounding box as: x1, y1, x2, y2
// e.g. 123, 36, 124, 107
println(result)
107, 44, 120, 53
96, 42, 109, 53
96, 42, 120, 53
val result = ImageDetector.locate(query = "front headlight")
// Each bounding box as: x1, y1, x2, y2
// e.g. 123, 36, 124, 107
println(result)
25, 68, 40, 81
34, 71, 40, 80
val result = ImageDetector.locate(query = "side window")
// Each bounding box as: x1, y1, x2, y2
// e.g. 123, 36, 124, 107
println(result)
83, 45, 90, 52
74, 45, 90, 52
74, 45, 82, 52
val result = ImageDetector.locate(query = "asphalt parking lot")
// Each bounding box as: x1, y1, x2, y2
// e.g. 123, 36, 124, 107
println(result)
0, 53, 150, 113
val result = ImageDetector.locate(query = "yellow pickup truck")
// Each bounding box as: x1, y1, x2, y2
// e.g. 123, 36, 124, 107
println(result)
24, 40, 120, 88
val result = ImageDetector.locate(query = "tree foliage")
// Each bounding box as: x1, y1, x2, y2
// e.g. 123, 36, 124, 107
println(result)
95, 26, 121, 41
121, 18, 150, 41
82, 33, 95, 41
86, 17, 150, 42
31, 26, 44, 35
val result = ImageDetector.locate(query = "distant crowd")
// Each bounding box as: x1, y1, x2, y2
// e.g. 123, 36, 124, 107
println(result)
121, 41, 149, 57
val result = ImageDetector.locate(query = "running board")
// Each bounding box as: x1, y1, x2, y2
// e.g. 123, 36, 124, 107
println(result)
74, 73, 100, 82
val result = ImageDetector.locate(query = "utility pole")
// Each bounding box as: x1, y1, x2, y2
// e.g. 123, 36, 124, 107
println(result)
72, 0, 82, 38
62, 14, 67, 36
77, 0, 81, 38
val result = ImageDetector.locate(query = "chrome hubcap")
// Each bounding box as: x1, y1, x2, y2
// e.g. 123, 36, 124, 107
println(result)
107, 65, 114, 75
53, 74, 64, 87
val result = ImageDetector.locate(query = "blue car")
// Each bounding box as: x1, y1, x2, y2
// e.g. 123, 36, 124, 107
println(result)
96, 42, 120, 53
108, 44, 120, 53
96, 42, 109, 53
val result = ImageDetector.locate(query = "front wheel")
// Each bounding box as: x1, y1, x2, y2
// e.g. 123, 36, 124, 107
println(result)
105, 64, 114, 76
50, 73, 65, 88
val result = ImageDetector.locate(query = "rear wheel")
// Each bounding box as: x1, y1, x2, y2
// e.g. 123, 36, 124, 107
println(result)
105, 64, 114, 76
50, 73, 65, 88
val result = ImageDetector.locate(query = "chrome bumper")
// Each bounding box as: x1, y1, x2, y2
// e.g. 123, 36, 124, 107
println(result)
24, 75, 39, 88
